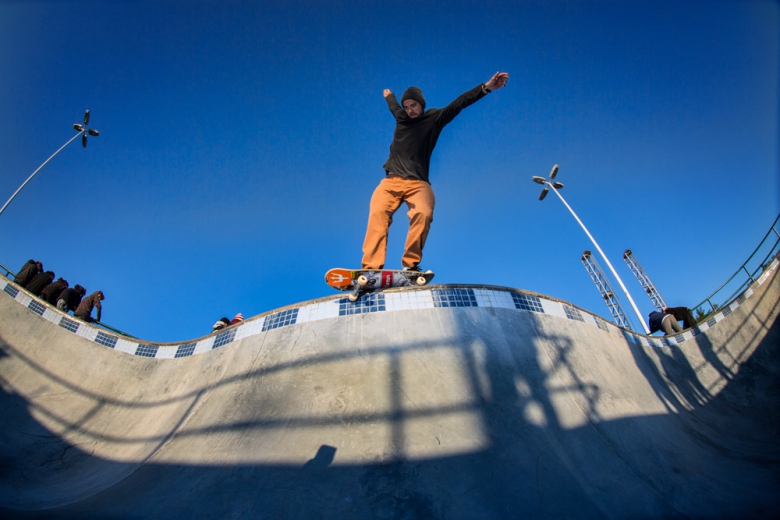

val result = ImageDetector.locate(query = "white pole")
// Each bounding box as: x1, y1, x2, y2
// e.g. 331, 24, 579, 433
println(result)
549, 184, 651, 334
0, 130, 85, 217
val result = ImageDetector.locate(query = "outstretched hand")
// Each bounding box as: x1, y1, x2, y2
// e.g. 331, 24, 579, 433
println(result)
383, 89, 392, 98
485, 72, 509, 91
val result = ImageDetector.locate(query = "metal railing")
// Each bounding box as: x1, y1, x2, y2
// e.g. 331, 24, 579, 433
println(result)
692, 213, 780, 320
95, 320, 136, 339
0, 262, 13, 278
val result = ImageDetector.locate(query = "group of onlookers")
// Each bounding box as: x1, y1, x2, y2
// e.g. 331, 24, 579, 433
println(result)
12, 259, 104, 323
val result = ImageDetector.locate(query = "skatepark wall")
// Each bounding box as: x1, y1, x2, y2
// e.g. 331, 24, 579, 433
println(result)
0, 258, 778, 519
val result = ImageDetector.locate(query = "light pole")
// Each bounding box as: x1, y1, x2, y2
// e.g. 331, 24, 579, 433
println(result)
0, 110, 100, 218
532, 164, 650, 334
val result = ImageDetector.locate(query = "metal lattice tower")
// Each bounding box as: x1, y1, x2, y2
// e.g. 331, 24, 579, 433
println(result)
581, 250, 634, 330
622, 249, 667, 311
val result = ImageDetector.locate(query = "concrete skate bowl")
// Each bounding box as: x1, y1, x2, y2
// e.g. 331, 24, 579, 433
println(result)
0, 261, 778, 519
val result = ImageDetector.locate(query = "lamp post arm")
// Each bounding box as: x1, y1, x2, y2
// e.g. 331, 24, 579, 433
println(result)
0, 130, 84, 217
549, 184, 651, 334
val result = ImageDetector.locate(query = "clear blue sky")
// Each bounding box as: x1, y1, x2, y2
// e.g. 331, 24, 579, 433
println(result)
1, 0, 777, 342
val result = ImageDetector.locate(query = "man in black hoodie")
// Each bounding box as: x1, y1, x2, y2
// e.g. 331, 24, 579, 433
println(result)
361, 71, 509, 271
75, 290, 104, 323
40, 277, 69, 305
26, 270, 55, 297
14, 259, 43, 287
57, 284, 87, 313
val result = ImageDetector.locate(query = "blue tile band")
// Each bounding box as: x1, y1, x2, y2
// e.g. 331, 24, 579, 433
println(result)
338, 294, 386, 315
213, 329, 236, 349
136, 344, 159, 357
262, 308, 299, 331
432, 288, 477, 308
512, 292, 544, 313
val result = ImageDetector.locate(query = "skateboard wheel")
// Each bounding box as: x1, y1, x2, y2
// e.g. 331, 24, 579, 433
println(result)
348, 293, 359, 302
357, 275, 369, 285
416, 276, 427, 286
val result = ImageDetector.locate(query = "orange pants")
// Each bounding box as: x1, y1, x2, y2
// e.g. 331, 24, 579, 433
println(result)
361, 175, 435, 269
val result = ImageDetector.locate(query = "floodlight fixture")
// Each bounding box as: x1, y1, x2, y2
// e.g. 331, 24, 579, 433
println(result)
529, 164, 650, 333
0, 110, 100, 217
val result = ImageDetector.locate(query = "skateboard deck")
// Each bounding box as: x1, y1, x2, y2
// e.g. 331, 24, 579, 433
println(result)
325, 268, 435, 301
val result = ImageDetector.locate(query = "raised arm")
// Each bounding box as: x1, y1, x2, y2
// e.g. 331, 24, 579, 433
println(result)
437, 71, 509, 125
383, 89, 406, 119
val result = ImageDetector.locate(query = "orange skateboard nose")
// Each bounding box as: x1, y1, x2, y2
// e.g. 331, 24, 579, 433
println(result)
325, 269, 354, 288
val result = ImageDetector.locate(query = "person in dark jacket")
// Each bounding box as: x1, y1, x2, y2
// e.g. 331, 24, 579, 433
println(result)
75, 290, 104, 322
40, 278, 69, 305
57, 285, 87, 313
14, 259, 43, 287
361, 71, 509, 271
649, 310, 684, 336
663, 306, 697, 330
26, 270, 55, 297
212, 317, 230, 331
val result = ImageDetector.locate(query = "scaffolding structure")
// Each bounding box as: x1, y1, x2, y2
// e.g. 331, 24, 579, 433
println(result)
581, 250, 634, 331
623, 249, 667, 311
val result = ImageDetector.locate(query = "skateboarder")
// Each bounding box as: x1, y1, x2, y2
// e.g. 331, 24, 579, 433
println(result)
361, 71, 509, 272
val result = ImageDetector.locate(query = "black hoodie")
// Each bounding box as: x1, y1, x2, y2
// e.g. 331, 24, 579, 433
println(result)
381, 83, 488, 184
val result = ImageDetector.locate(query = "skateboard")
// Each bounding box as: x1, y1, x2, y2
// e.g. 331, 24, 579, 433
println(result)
325, 268, 435, 301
